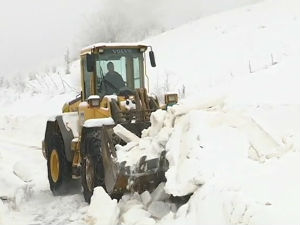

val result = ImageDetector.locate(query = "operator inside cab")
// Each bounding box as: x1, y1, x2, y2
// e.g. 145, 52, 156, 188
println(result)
93, 47, 144, 97
101, 62, 126, 95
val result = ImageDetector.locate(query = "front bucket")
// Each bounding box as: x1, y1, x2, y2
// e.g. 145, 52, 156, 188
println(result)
100, 124, 168, 197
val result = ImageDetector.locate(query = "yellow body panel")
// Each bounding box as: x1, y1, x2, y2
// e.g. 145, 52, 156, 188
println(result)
78, 97, 112, 124
62, 97, 81, 113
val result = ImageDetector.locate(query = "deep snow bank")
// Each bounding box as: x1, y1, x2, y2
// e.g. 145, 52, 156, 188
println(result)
89, 94, 299, 224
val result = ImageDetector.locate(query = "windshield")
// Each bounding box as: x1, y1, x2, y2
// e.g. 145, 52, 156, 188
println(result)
95, 48, 144, 96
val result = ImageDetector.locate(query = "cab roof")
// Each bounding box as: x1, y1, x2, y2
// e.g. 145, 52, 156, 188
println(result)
80, 42, 149, 55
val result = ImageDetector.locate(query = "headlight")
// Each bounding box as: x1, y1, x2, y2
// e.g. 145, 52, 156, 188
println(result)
140, 47, 146, 52
90, 99, 100, 107
168, 95, 177, 102
165, 94, 178, 104
88, 95, 101, 107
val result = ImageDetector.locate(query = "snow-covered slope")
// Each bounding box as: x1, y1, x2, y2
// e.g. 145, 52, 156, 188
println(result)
0, 0, 299, 224
0, 61, 81, 147
146, 0, 299, 105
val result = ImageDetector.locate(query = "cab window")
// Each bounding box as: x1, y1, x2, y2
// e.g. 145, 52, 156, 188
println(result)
82, 56, 93, 98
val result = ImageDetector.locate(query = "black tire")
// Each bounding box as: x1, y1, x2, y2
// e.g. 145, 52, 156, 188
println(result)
81, 130, 105, 203
149, 96, 160, 111
47, 133, 72, 195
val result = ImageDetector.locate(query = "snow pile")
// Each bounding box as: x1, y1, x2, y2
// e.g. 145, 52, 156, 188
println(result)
13, 161, 33, 183
0, 143, 49, 212
84, 118, 115, 128
116, 94, 287, 170
86, 187, 119, 225
0, 199, 7, 225
160, 151, 300, 225
89, 94, 299, 224
117, 182, 174, 224
0, 161, 29, 206
115, 108, 174, 166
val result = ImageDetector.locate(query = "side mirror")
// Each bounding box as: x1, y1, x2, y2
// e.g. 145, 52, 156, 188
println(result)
149, 51, 156, 67
86, 54, 95, 72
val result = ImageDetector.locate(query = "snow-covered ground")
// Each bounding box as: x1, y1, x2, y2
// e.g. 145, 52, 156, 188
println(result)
0, 0, 299, 224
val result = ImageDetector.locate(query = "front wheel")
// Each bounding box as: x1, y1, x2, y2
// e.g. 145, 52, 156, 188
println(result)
81, 131, 105, 203
47, 134, 72, 195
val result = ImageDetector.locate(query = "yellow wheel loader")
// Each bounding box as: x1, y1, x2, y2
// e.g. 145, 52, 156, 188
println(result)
42, 43, 177, 202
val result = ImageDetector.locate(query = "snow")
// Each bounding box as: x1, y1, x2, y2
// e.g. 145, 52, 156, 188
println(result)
148, 201, 170, 219
0, 199, 7, 225
13, 161, 33, 183
160, 151, 300, 225
62, 112, 80, 137
146, 0, 300, 105
113, 124, 140, 143
140, 191, 152, 207
86, 187, 119, 225
115, 110, 171, 167
0, 60, 81, 147
104, 95, 118, 102
83, 117, 115, 128
113, 100, 299, 223
0, 0, 299, 224
150, 183, 170, 202
87, 95, 100, 100
81, 42, 148, 52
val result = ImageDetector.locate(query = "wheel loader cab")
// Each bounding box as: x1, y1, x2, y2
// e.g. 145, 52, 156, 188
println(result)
81, 45, 150, 100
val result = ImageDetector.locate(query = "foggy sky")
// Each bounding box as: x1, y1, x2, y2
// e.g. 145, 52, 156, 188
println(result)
0, 0, 259, 77
0, 0, 101, 75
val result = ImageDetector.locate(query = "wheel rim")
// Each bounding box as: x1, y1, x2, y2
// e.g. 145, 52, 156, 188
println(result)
50, 149, 60, 182
86, 157, 95, 192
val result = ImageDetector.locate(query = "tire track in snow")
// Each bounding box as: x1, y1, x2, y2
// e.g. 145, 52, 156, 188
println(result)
0, 138, 88, 225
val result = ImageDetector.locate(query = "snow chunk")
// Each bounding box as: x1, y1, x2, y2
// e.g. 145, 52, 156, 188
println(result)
119, 198, 144, 215
84, 117, 115, 128
118, 195, 153, 225
86, 187, 119, 225
13, 160, 32, 182
148, 201, 171, 219
105, 95, 118, 102
121, 207, 151, 225
47, 115, 56, 122
113, 124, 140, 143
135, 217, 156, 225
88, 95, 100, 100
145, 109, 167, 137
141, 191, 152, 207
0, 200, 8, 225
151, 182, 170, 202
0, 171, 26, 201
116, 137, 163, 167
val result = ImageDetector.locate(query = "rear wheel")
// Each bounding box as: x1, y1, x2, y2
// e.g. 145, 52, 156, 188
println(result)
81, 130, 105, 203
47, 134, 72, 195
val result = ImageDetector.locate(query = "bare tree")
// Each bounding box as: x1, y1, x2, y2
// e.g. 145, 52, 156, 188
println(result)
65, 48, 71, 74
